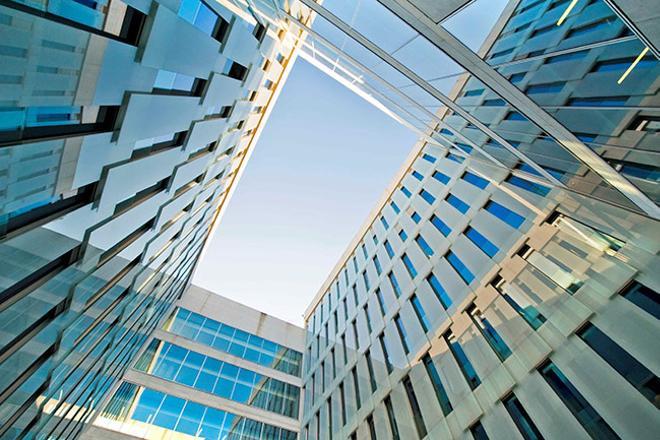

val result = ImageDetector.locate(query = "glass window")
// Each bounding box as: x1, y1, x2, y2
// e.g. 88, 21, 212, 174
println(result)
419, 189, 436, 204
384, 396, 400, 440
401, 186, 412, 198
411, 294, 430, 332
415, 234, 434, 257
444, 332, 481, 389
422, 353, 452, 416
507, 175, 550, 196
375, 289, 386, 316
390, 201, 401, 214
402, 253, 418, 278
468, 306, 512, 361
403, 376, 427, 438
539, 360, 619, 439
394, 314, 410, 354
427, 273, 452, 309
422, 153, 436, 163
503, 394, 544, 440
484, 201, 525, 229
352, 367, 361, 409
384, 240, 395, 258
578, 323, 659, 406
412, 170, 424, 181
433, 171, 450, 184
462, 171, 489, 189
411, 211, 422, 223
446, 194, 469, 214
470, 421, 490, 440
446, 251, 475, 284
380, 333, 393, 374
430, 214, 451, 237
465, 226, 499, 257
365, 350, 377, 393
380, 215, 390, 230
492, 275, 546, 330
398, 229, 408, 242
373, 256, 382, 275
620, 281, 659, 319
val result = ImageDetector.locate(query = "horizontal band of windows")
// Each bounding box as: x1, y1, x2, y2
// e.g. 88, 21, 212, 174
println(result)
113, 177, 170, 216
0, 245, 81, 315
0, 182, 98, 242
0, 106, 119, 147
97, 218, 156, 267
1, 0, 146, 45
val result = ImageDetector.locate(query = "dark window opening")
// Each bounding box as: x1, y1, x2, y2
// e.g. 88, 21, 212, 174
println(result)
0, 105, 119, 146
223, 60, 249, 81
0, 182, 97, 241
253, 23, 266, 42
118, 6, 147, 45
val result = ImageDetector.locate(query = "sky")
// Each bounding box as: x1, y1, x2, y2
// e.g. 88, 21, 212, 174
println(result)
192, 59, 417, 326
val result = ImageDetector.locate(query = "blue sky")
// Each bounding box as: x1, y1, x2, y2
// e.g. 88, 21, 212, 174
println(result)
193, 59, 417, 326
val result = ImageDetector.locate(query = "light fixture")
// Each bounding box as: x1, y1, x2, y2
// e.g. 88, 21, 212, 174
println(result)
556, 0, 579, 26
618, 47, 650, 84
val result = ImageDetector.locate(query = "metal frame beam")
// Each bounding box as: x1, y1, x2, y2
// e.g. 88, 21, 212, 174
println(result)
376, 0, 659, 218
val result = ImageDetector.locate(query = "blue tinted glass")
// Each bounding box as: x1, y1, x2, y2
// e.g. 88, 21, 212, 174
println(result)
411, 295, 430, 332
380, 216, 389, 230
411, 211, 421, 223
446, 194, 469, 214
447, 337, 480, 389
484, 201, 525, 229
422, 354, 452, 415
503, 394, 543, 440
422, 153, 436, 163
430, 215, 451, 237
415, 234, 434, 257
526, 82, 565, 94
178, 0, 199, 22
390, 201, 400, 214
412, 170, 424, 181
465, 227, 498, 257
373, 256, 382, 275
419, 189, 436, 204
540, 361, 619, 439
447, 153, 464, 163
401, 253, 417, 278
507, 175, 550, 196
394, 315, 410, 353
388, 272, 402, 297
446, 251, 474, 284
400, 186, 412, 197
384, 240, 395, 258
193, 3, 217, 35
462, 172, 488, 189
432, 171, 450, 184
621, 282, 660, 319
427, 273, 452, 309
471, 310, 511, 360
578, 323, 660, 405
398, 229, 408, 241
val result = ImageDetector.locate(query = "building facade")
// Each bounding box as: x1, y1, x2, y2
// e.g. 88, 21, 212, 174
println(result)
85, 285, 305, 440
0, 0, 309, 438
301, 0, 659, 439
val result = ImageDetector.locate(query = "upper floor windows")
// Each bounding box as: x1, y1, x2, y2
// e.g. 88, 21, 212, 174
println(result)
380, 215, 390, 230
432, 171, 450, 184
415, 234, 434, 257
390, 201, 401, 214
427, 273, 452, 310
179, 0, 229, 42
465, 227, 498, 258
446, 251, 474, 284
446, 194, 469, 214
401, 253, 417, 278
419, 189, 436, 205
222, 60, 249, 82
422, 153, 436, 163
384, 240, 395, 258
400, 186, 412, 198
430, 214, 451, 237
462, 171, 489, 189
484, 200, 525, 229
